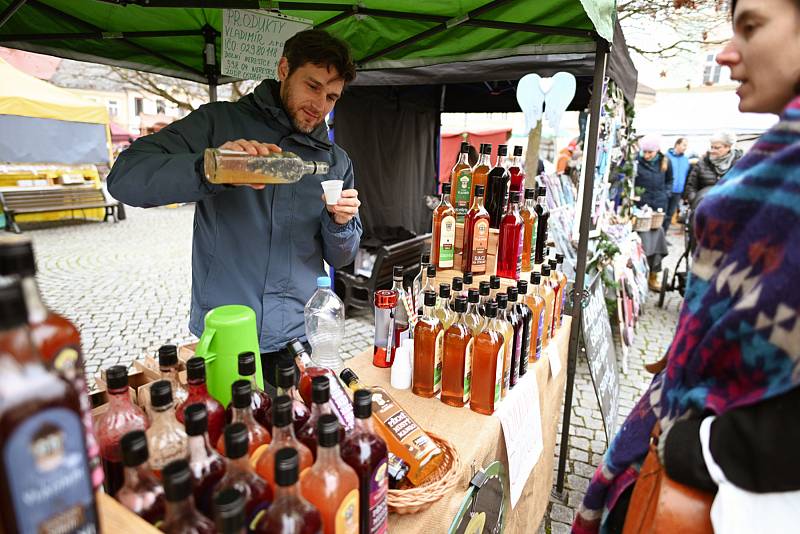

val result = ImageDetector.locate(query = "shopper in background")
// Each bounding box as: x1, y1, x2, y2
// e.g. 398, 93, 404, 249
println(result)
664, 137, 690, 231
634, 136, 672, 291
684, 131, 743, 204
107, 30, 362, 387
556, 139, 578, 174
574, 0, 800, 532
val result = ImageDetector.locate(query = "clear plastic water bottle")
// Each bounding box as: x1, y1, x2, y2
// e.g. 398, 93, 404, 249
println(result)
304, 276, 346, 371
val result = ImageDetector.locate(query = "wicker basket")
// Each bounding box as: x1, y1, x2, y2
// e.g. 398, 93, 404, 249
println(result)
387, 432, 462, 515
633, 215, 652, 232
650, 211, 665, 230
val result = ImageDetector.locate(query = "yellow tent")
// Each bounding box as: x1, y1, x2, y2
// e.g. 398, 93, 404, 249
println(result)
0, 58, 111, 224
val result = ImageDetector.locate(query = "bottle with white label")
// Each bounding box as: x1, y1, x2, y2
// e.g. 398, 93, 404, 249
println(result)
412, 290, 444, 398
0, 281, 99, 533
431, 183, 456, 269
470, 301, 505, 415
441, 296, 473, 408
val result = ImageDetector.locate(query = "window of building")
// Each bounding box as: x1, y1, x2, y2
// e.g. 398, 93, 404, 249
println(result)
107, 100, 118, 117
134, 97, 144, 116
703, 54, 721, 85
156, 100, 166, 114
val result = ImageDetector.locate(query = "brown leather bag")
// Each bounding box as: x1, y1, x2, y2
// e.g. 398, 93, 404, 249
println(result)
622, 425, 714, 534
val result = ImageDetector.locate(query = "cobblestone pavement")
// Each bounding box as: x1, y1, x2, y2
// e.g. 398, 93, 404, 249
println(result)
27, 207, 684, 532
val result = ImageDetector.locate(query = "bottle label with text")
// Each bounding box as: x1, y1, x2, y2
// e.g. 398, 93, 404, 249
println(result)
434, 330, 444, 393
438, 215, 456, 268
454, 171, 472, 223
470, 220, 490, 273
368, 459, 389, 534
335, 488, 359, 534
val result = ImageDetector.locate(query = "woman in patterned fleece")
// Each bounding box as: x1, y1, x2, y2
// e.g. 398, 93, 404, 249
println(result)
573, 0, 800, 532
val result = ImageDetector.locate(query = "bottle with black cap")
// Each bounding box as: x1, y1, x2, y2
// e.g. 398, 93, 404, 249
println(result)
256, 395, 313, 490
217, 380, 271, 457
471, 144, 492, 202
299, 415, 359, 534
515, 280, 534, 377
95, 364, 148, 495
412, 251, 431, 314
413, 290, 443, 398
296, 376, 346, 461
441, 296, 473, 407
431, 182, 456, 270
470, 301, 505, 416
160, 459, 215, 534
177, 357, 225, 445
0, 235, 102, 489
526, 272, 547, 362
508, 145, 526, 192
505, 287, 525, 388
461, 184, 491, 275
449, 276, 463, 311
276, 360, 311, 434
486, 145, 511, 228
520, 187, 538, 272
497, 190, 524, 280
157, 344, 189, 408
478, 280, 491, 316
0, 280, 100, 533
341, 389, 389, 534
415, 263, 437, 316
145, 379, 188, 474
465, 288, 485, 336
390, 265, 411, 355
450, 140, 473, 223
183, 403, 225, 518
225, 351, 271, 430
533, 186, 550, 266
254, 448, 322, 534
435, 282, 454, 330
215, 423, 272, 523
539, 264, 556, 348
286, 338, 354, 432
553, 255, 569, 330
489, 275, 501, 300
116, 430, 165, 524
213, 488, 247, 534
495, 293, 514, 398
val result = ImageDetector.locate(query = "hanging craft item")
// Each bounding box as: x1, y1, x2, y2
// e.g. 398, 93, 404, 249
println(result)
515, 72, 577, 133
448, 461, 507, 534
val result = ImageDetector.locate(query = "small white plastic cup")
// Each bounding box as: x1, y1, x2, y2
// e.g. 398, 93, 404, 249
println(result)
391, 345, 412, 390
321, 180, 344, 205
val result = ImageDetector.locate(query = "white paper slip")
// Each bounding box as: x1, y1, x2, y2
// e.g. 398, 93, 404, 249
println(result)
493, 371, 544, 508
547, 343, 562, 378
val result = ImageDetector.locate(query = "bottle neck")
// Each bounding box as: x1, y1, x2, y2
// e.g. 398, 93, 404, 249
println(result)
316, 444, 341, 466
310, 400, 333, 418
188, 434, 213, 462
353, 414, 377, 434
525, 197, 536, 211
160, 366, 181, 385
108, 386, 135, 408
271, 423, 297, 442
151, 404, 177, 423
277, 384, 297, 399
423, 304, 437, 320
227, 455, 253, 473
467, 302, 480, 316
496, 154, 508, 168
165, 495, 200, 521
457, 152, 470, 166
186, 379, 209, 396
122, 464, 147, 488
231, 405, 258, 426
537, 194, 546, 207
20, 276, 47, 323
470, 194, 484, 210
274, 480, 301, 499
476, 154, 491, 168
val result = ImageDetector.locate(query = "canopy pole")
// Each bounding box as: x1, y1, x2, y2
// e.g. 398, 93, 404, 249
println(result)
0, 0, 27, 30
203, 24, 219, 103
555, 39, 609, 496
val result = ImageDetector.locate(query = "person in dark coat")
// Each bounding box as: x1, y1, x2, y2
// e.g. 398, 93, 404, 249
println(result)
635, 136, 673, 212
634, 136, 672, 291
684, 131, 743, 202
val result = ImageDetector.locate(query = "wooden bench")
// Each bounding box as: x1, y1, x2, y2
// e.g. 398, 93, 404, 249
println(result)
334, 233, 431, 311
0, 186, 120, 233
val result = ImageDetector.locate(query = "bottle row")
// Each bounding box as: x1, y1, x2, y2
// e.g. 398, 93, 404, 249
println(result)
411, 259, 567, 415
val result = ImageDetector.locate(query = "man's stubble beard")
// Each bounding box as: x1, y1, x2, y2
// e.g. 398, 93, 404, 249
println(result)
281, 84, 323, 134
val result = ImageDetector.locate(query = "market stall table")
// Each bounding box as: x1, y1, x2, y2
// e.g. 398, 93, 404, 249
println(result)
349, 318, 572, 533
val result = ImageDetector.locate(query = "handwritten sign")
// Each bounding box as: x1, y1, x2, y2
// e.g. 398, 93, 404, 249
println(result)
494, 371, 543, 508
581, 274, 620, 443
222, 9, 312, 80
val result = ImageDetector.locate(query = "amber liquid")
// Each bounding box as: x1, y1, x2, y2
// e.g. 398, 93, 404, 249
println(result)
497, 206, 524, 280
431, 198, 457, 270
549, 274, 563, 338
256, 430, 314, 491
557, 270, 568, 328
412, 314, 443, 398
341, 420, 389, 534
461, 197, 491, 274
521, 204, 537, 272
471, 162, 490, 196
524, 292, 546, 361
300, 447, 360, 534
217, 412, 271, 458
497, 314, 515, 398
470, 327, 504, 415
441, 317, 472, 407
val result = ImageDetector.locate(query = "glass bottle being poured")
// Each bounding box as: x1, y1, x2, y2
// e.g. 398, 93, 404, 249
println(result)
204, 149, 330, 185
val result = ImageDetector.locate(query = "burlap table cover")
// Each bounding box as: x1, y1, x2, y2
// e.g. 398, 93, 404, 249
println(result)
348, 318, 572, 533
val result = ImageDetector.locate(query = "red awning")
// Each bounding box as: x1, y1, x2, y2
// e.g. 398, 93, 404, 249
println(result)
110, 121, 136, 143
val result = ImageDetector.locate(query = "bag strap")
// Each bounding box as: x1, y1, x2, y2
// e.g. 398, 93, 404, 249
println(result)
699, 416, 727, 485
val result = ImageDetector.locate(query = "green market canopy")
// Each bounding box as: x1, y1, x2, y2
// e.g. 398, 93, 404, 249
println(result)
0, 0, 634, 101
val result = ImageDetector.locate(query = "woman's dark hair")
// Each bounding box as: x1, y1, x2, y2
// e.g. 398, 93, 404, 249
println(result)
282, 29, 356, 83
